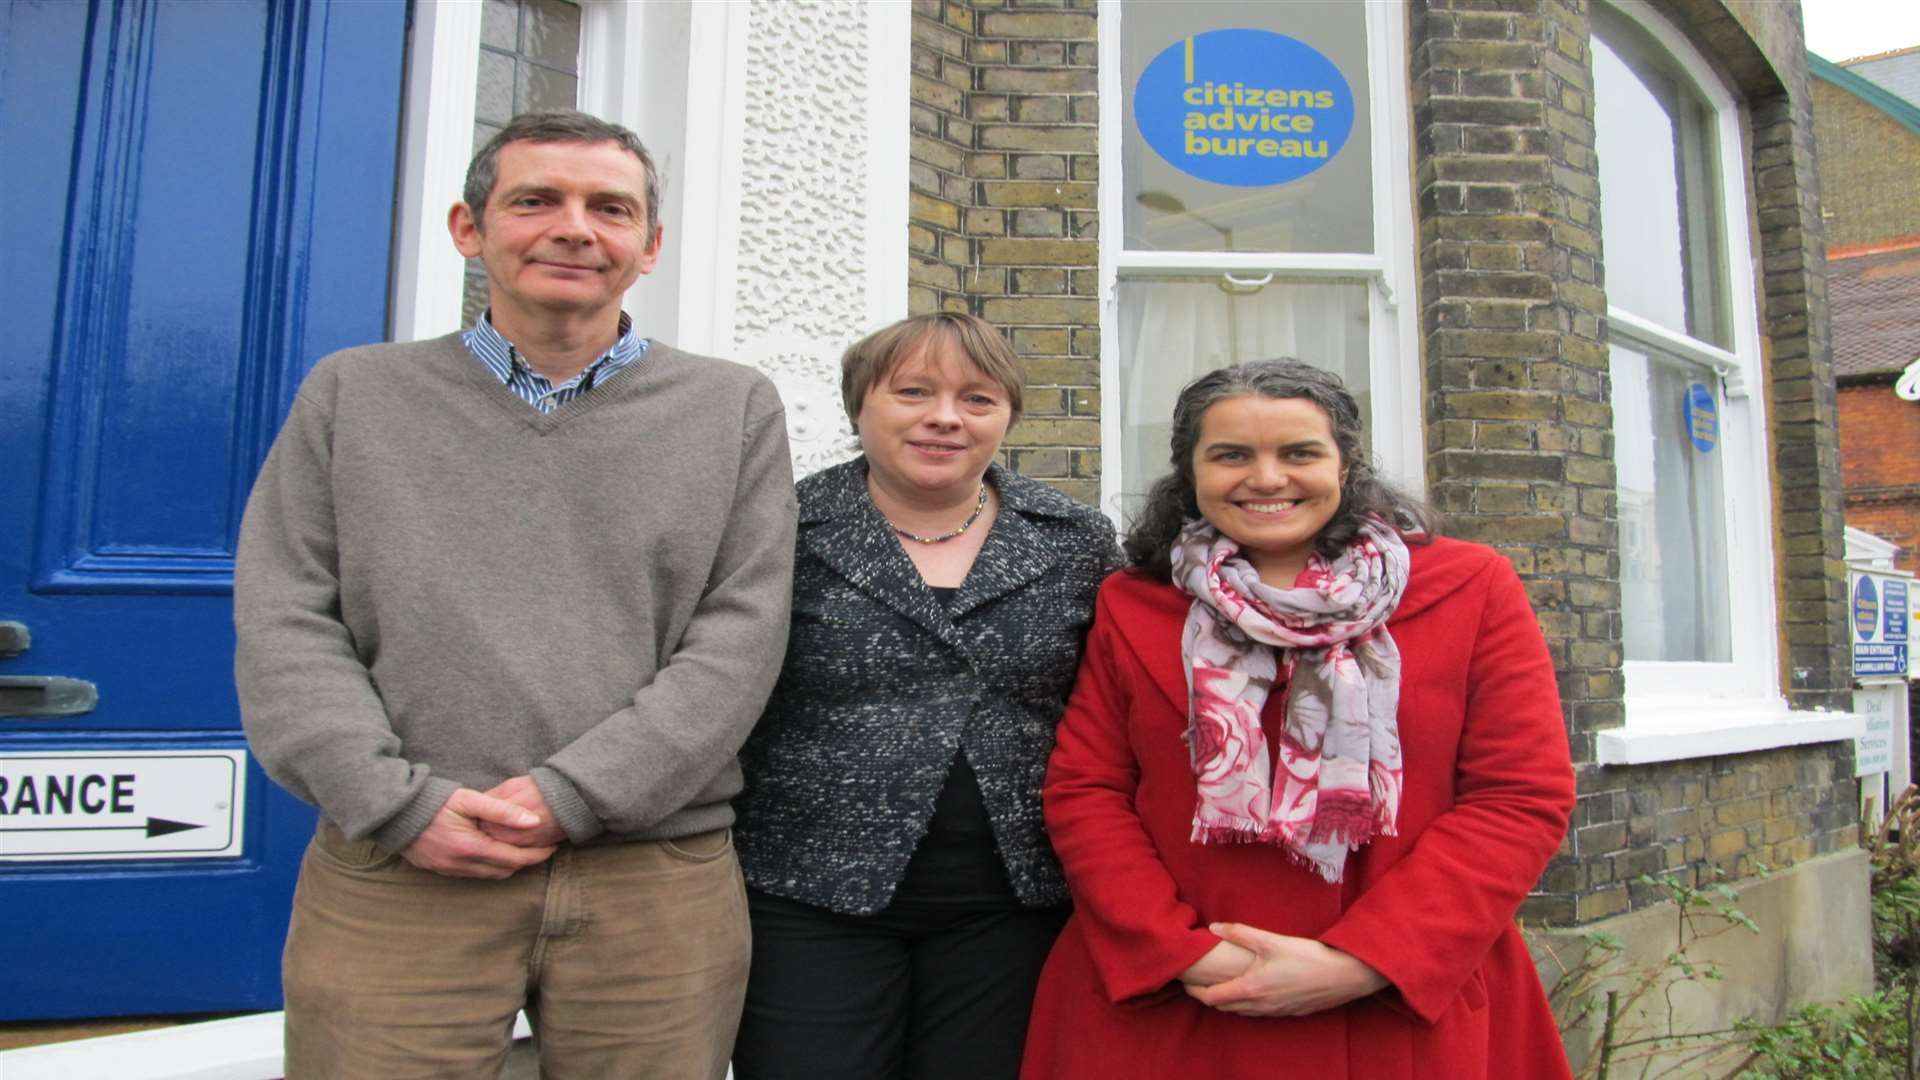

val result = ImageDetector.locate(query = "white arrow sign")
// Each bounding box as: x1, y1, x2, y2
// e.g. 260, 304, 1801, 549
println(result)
0, 750, 247, 861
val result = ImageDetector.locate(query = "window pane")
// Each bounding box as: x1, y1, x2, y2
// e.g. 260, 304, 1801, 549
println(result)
1613, 342, 1731, 662
480, 0, 517, 51
1592, 11, 1730, 348
1121, 0, 1372, 255
466, 0, 582, 328
1115, 277, 1370, 500
516, 63, 577, 114
521, 0, 582, 70
475, 49, 516, 126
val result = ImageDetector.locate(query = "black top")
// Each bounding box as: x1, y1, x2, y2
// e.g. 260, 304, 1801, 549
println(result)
893, 586, 1020, 907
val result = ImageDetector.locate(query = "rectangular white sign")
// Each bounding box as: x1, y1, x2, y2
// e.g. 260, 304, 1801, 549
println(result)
0, 750, 247, 861
1855, 685, 1901, 778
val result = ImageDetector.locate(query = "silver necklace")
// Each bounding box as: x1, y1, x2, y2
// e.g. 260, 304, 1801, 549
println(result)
888, 485, 988, 544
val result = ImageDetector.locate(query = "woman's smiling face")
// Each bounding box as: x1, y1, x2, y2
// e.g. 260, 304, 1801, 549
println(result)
1191, 394, 1345, 586
855, 338, 1014, 499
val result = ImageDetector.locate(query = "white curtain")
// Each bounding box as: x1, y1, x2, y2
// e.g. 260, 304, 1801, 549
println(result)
1115, 278, 1369, 512
1613, 343, 1731, 662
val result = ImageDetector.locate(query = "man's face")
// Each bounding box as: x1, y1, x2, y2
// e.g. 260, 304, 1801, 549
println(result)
449, 138, 661, 332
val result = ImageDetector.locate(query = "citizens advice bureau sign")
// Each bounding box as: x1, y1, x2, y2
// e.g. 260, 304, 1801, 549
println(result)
1134, 29, 1356, 187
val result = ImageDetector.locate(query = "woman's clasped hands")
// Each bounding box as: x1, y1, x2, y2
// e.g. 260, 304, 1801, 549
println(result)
1178, 923, 1389, 1018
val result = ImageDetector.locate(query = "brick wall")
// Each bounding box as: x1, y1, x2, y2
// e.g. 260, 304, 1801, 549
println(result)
1409, 0, 1856, 926
1810, 78, 1920, 249
909, 0, 1102, 505
1840, 378, 1920, 571
1408, 0, 1623, 920
1543, 744, 1860, 919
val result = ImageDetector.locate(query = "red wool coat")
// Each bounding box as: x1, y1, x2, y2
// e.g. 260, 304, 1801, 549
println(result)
1022, 538, 1576, 1079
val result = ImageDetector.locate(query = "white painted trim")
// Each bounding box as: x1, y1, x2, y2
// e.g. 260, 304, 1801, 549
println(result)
865, 0, 912, 330
1110, 250, 1387, 275
674, 0, 749, 355
0, 1012, 536, 1080
1846, 525, 1901, 570
578, 2, 643, 124
1607, 306, 1743, 389
1364, 0, 1423, 495
1596, 703, 1863, 765
1096, 0, 1126, 521
389, 0, 483, 343
1601, 0, 1786, 743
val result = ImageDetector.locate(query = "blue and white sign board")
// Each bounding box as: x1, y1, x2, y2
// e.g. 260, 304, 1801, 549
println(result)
1134, 29, 1355, 187
0, 750, 246, 861
1684, 382, 1717, 452
1852, 571, 1913, 681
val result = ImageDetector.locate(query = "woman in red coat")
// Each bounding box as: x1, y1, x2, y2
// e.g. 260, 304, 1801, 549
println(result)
1023, 360, 1575, 1078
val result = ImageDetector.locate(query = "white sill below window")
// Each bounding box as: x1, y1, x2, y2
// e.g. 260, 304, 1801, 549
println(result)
1596, 696, 1865, 766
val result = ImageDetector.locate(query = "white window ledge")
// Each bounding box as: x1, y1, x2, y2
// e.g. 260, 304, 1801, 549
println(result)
1596, 698, 1864, 766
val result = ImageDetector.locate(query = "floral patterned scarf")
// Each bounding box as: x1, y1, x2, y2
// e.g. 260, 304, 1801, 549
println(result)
1170, 517, 1411, 883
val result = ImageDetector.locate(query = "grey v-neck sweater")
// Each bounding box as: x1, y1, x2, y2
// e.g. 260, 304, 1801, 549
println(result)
235, 333, 797, 853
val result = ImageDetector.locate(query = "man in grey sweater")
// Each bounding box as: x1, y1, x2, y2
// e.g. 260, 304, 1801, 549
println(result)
235, 111, 796, 1078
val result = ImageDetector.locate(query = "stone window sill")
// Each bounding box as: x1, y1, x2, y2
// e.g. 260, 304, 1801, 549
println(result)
1596, 698, 1864, 766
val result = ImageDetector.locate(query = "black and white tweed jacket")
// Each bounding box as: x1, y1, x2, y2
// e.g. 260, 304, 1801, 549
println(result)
734, 457, 1121, 915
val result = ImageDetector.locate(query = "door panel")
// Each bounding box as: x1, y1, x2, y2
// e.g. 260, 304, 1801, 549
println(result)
0, 0, 405, 1019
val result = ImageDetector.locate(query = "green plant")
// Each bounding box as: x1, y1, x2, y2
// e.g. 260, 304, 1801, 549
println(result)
1738, 994, 1907, 1079
1543, 787, 1920, 1078
1541, 870, 1764, 1079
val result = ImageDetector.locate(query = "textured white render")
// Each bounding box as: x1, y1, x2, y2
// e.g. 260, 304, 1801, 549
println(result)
734, 0, 889, 479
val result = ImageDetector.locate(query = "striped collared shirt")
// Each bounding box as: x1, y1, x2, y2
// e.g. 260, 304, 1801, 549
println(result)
461, 311, 649, 414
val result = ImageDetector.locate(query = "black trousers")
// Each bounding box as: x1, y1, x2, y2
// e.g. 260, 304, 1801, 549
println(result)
731, 887, 1070, 1080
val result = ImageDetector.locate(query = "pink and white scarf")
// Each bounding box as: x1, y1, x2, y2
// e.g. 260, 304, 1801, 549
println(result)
1170, 517, 1410, 883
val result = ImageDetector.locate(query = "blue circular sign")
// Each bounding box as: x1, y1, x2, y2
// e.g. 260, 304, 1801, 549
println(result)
1133, 29, 1355, 187
1855, 575, 1880, 642
1683, 382, 1717, 453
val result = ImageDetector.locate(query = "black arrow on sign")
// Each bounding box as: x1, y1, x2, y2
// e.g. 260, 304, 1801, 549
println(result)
0, 817, 204, 838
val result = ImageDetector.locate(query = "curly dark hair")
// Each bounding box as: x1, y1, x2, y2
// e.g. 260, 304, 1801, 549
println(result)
1123, 359, 1438, 580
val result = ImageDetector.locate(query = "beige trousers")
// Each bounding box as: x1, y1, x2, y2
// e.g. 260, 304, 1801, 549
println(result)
281, 820, 750, 1079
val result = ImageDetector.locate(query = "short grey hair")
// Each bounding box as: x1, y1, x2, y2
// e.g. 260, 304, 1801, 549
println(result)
463, 110, 661, 236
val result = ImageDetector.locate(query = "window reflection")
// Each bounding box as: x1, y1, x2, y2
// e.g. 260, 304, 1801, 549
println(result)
1592, 11, 1730, 348
1613, 343, 1731, 662
1121, 0, 1373, 254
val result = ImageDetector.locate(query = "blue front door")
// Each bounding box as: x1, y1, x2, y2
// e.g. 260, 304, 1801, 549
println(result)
0, 0, 405, 1019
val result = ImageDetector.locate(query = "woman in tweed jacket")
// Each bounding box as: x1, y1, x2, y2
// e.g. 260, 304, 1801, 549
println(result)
731, 313, 1120, 1080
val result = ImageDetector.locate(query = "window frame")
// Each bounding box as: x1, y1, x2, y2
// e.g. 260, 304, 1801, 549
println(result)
1094, 0, 1422, 519
1593, 0, 1858, 764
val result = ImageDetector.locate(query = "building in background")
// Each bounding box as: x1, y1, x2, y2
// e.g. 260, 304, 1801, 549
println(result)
1812, 52, 1920, 573
0, 0, 1879, 1067
1812, 44, 1920, 831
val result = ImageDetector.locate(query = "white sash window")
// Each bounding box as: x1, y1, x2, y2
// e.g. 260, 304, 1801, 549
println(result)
1097, 0, 1420, 516
1593, 2, 1854, 762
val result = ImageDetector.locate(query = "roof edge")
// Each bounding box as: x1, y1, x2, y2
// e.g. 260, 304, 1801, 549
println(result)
1810, 52, 1920, 140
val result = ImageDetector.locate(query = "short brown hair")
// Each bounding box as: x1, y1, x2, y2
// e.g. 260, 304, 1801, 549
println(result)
840, 313, 1025, 431
464, 110, 660, 237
